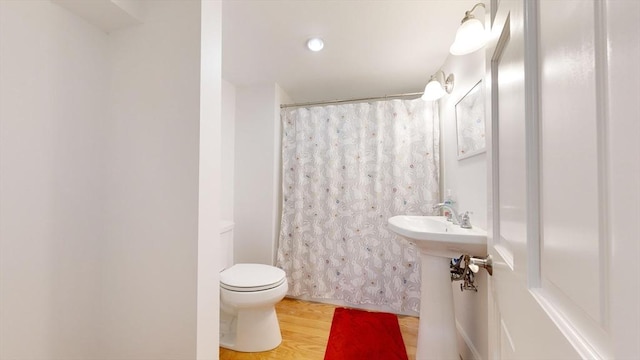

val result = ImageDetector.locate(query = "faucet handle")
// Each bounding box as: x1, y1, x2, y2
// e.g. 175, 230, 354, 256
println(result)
460, 211, 473, 229
445, 211, 453, 222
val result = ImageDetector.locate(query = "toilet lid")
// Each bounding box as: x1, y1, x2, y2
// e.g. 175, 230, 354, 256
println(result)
220, 264, 286, 292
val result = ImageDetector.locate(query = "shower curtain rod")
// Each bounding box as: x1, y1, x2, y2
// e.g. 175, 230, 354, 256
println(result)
279, 91, 424, 109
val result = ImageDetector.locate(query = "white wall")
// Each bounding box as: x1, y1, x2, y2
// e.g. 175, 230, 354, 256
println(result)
221, 80, 236, 221
440, 52, 488, 230
0, 2, 108, 358
439, 49, 488, 360
234, 83, 292, 265
0, 1, 221, 359
103, 1, 203, 358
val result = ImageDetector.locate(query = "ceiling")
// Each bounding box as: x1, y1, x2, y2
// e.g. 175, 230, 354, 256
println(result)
222, 0, 475, 104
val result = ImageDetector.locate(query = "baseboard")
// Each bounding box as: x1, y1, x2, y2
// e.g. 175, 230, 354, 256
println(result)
456, 320, 483, 360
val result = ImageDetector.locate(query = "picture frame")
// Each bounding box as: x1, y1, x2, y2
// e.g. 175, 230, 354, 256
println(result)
455, 80, 486, 160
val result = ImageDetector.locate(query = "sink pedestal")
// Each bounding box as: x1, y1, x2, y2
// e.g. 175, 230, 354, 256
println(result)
417, 253, 459, 360
386, 215, 487, 360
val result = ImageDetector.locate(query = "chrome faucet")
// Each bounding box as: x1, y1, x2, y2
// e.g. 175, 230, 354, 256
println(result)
433, 202, 473, 229
433, 201, 461, 225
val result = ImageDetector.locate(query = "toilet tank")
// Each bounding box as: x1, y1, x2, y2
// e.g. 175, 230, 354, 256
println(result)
220, 220, 234, 272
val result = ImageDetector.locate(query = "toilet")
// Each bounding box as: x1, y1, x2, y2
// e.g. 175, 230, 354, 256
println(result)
219, 221, 288, 352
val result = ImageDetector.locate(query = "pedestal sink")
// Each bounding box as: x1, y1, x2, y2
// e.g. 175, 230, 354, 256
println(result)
388, 216, 487, 360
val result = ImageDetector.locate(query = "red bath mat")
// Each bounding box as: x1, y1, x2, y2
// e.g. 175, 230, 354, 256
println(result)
324, 307, 409, 360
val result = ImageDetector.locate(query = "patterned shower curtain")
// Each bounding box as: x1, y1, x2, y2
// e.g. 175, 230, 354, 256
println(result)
276, 99, 439, 313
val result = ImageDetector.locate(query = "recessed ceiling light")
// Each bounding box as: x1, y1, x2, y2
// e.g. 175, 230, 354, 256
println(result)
306, 38, 324, 52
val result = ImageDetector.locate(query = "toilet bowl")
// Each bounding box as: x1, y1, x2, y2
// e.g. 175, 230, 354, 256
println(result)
219, 263, 288, 352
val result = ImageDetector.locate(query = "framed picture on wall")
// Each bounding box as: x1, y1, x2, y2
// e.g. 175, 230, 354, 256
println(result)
455, 80, 486, 160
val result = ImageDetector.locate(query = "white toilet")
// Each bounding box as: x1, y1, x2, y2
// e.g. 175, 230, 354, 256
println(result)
219, 221, 288, 352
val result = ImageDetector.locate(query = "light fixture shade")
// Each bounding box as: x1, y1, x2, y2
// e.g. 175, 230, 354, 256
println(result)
421, 79, 447, 101
449, 17, 486, 55
421, 72, 454, 101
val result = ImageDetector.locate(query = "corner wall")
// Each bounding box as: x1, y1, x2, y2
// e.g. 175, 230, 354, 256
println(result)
234, 83, 292, 265
221, 80, 236, 221
439, 49, 488, 360
197, 1, 222, 358
103, 1, 203, 358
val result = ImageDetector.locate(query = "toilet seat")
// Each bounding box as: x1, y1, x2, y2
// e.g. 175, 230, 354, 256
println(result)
220, 264, 286, 292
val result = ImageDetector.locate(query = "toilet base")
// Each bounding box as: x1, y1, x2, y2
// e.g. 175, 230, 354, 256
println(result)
220, 305, 283, 352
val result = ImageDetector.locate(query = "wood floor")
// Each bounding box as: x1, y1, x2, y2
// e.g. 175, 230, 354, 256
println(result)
219, 298, 419, 360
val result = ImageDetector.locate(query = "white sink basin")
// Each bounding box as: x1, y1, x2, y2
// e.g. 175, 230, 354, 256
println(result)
388, 215, 487, 257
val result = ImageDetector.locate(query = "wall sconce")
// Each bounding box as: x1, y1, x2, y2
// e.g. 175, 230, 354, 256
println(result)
421, 71, 455, 101
450, 3, 487, 56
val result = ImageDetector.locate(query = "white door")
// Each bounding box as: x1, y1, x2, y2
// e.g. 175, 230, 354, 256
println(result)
486, 0, 639, 358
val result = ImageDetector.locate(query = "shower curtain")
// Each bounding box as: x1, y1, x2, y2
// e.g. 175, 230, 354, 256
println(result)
276, 99, 439, 313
